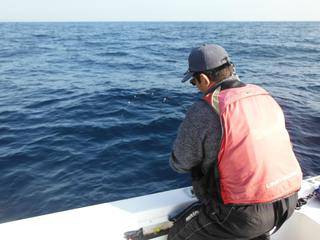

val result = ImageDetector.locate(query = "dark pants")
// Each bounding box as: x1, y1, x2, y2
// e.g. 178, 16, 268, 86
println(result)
167, 193, 297, 240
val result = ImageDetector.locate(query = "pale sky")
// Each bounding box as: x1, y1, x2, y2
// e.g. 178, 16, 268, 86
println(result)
1, 0, 319, 22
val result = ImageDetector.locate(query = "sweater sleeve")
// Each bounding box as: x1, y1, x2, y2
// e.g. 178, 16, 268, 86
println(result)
169, 100, 222, 174
169, 111, 204, 173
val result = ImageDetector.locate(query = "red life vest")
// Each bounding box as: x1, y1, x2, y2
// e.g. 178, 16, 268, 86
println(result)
203, 82, 302, 204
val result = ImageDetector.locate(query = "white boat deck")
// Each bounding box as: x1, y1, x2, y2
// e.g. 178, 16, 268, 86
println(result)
0, 176, 319, 240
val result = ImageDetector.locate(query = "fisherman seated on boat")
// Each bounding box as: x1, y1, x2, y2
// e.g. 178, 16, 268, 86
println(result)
168, 44, 303, 240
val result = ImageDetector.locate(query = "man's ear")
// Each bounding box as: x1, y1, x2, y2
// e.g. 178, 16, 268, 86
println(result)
199, 74, 211, 86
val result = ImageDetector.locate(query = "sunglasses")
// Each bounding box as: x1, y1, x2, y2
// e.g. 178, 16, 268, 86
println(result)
190, 73, 201, 86
190, 78, 197, 86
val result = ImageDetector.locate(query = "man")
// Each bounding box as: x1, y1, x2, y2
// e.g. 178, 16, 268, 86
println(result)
168, 44, 302, 240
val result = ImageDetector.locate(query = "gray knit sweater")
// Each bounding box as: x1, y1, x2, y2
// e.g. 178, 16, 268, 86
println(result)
169, 95, 222, 175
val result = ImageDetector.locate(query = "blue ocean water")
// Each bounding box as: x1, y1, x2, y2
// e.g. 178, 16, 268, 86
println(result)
0, 22, 319, 223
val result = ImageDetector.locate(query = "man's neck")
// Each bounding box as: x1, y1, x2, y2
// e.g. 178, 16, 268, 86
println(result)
205, 74, 240, 95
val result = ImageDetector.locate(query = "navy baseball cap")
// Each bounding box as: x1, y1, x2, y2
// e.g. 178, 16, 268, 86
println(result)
182, 44, 231, 82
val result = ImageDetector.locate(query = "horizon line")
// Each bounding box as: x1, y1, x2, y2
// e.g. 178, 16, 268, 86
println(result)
1, 20, 320, 23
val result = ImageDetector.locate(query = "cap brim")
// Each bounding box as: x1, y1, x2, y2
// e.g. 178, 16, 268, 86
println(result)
182, 70, 193, 83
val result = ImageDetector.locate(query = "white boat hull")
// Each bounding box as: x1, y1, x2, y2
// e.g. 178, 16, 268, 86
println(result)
0, 176, 319, 240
